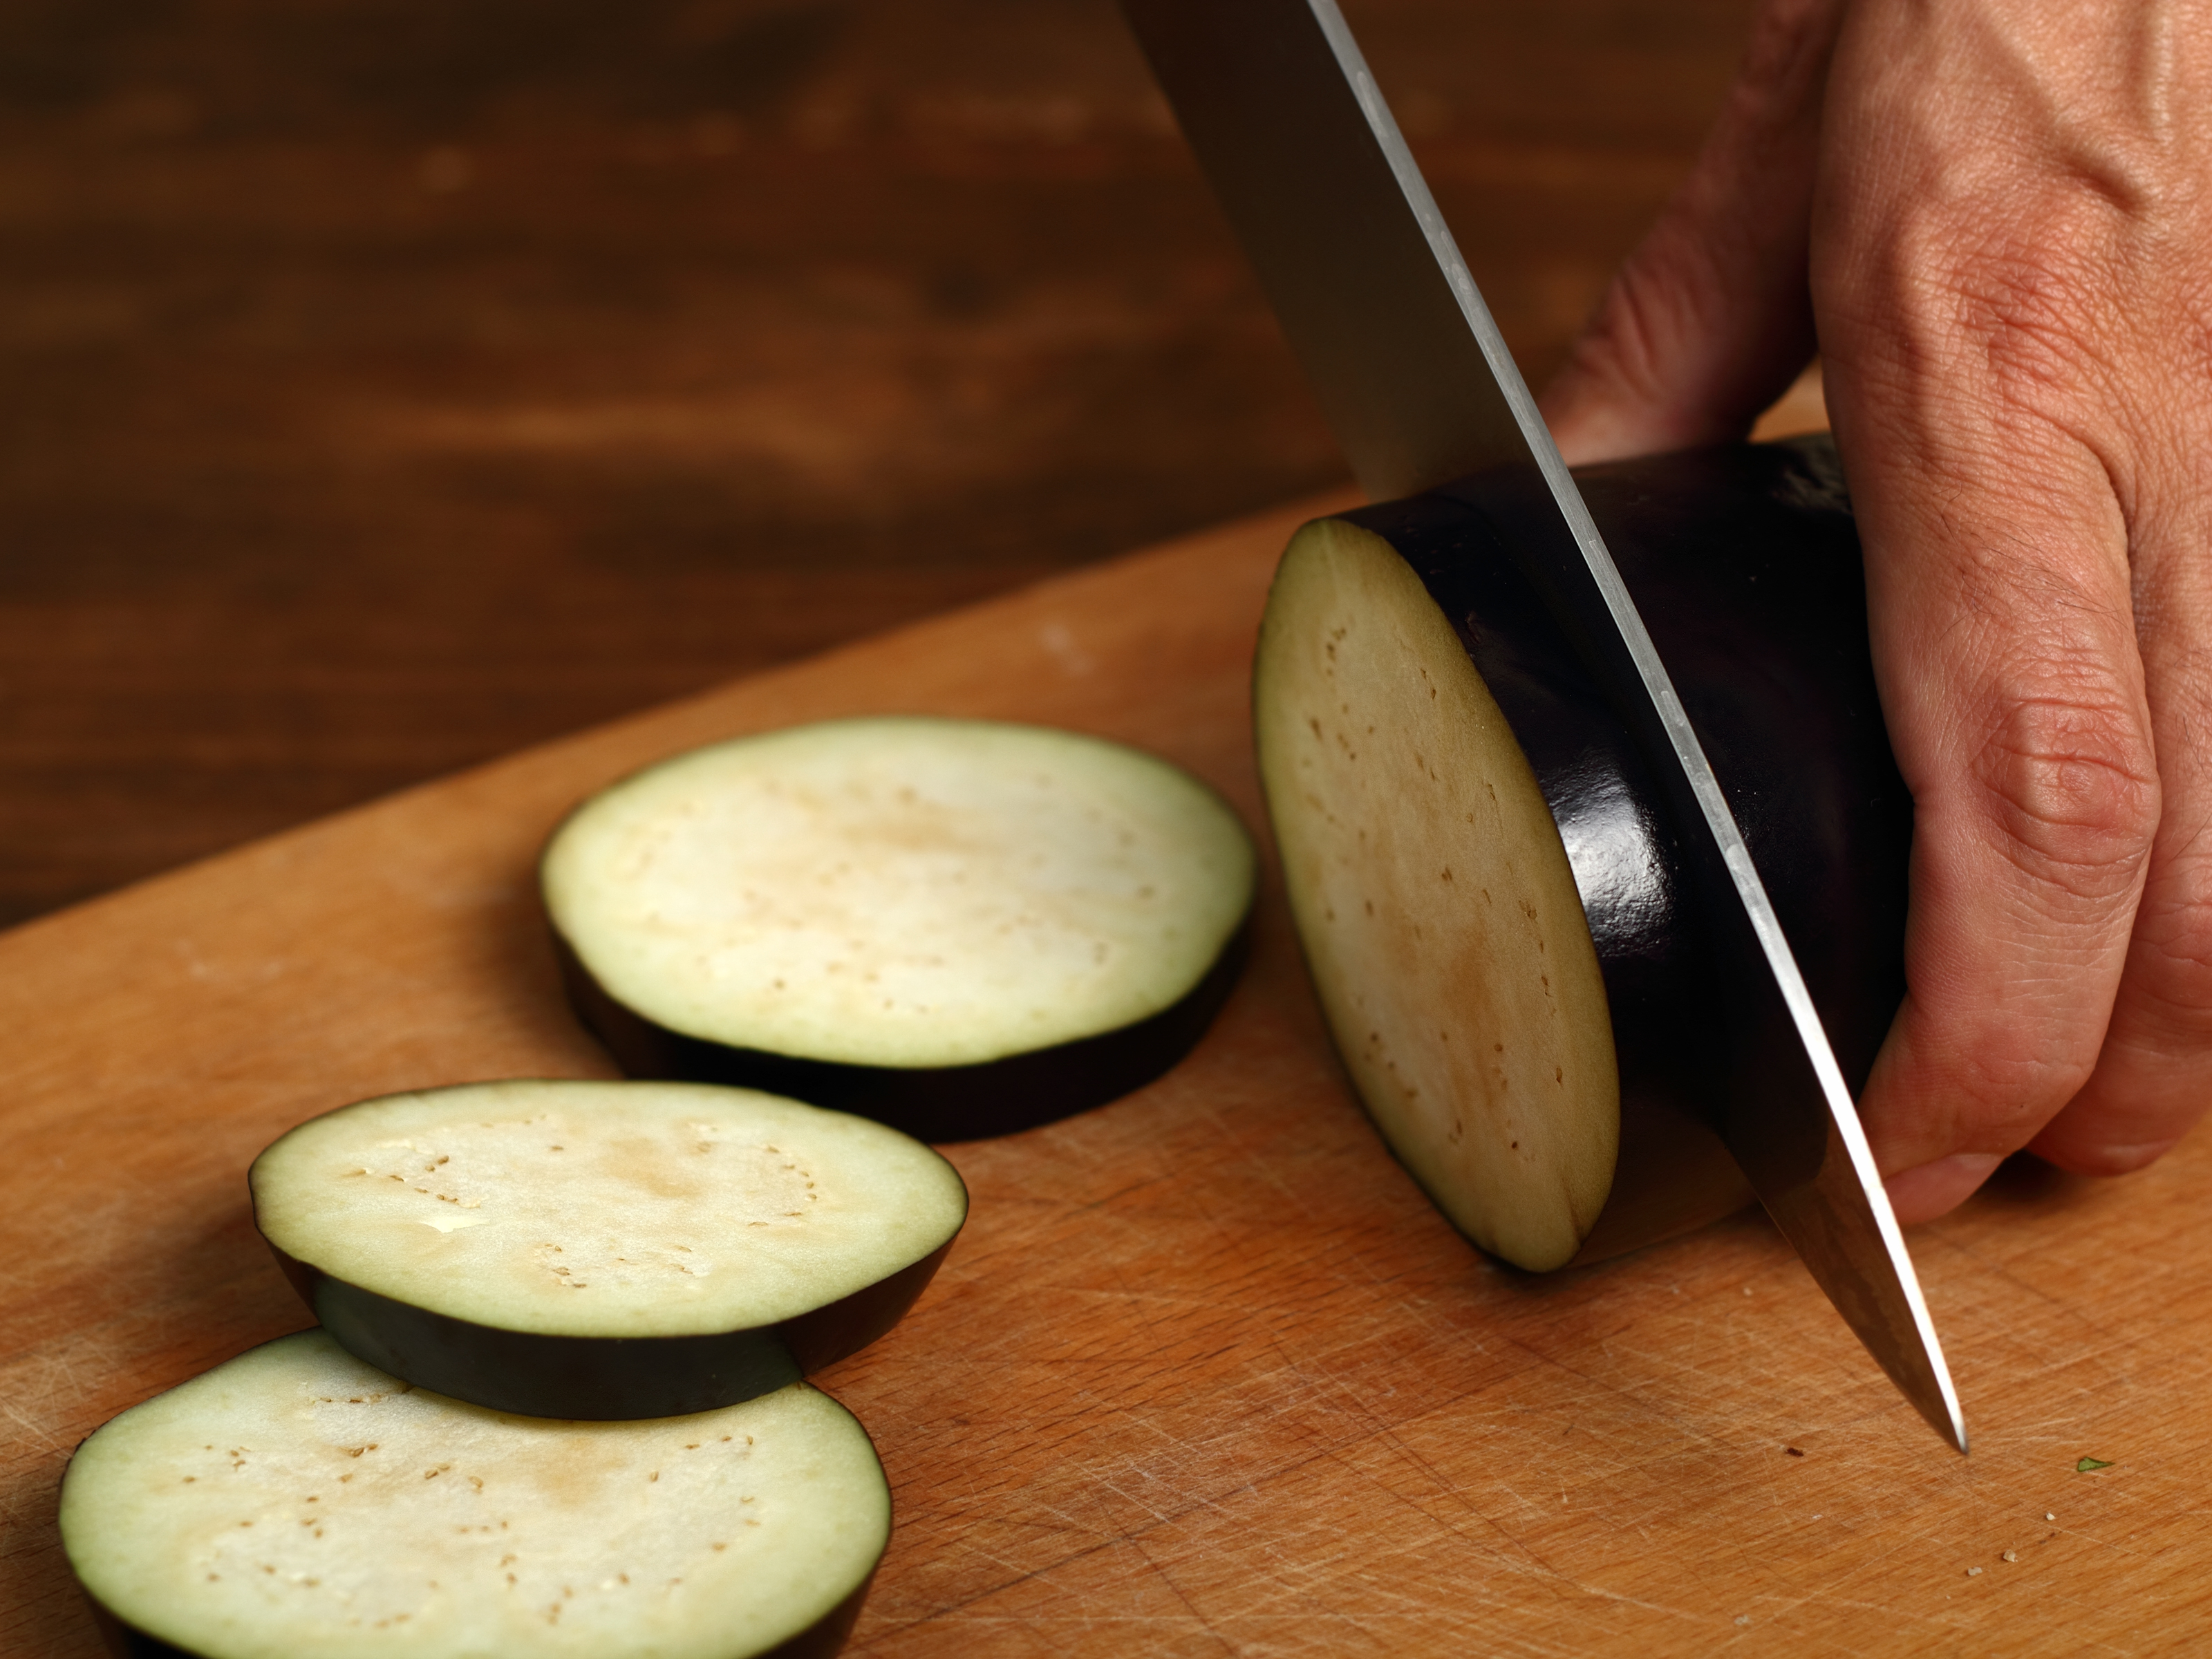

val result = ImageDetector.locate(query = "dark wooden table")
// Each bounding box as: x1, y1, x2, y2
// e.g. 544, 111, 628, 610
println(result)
0, 0, 1758, 929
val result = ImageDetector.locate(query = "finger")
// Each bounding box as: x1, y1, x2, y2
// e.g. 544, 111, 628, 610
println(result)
2030, 482, 2212, 1174
1845, 421, 2158, 1224
1539, 0, 1844, 465
1813, 187, 2162, 1224
1812, 0, 2212, 1221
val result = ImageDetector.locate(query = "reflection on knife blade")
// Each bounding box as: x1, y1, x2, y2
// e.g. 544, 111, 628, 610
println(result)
1122, 0, 1965, 1451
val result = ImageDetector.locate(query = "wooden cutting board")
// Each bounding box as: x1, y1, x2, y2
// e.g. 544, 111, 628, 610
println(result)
5, 492, 2209, 1658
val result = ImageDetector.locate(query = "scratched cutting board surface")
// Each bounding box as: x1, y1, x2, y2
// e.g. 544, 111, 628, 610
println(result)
6, 496, 2212, 1658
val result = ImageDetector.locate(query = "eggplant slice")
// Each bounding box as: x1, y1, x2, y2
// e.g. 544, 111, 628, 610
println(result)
1254, 436, 1911, 1272
61, 1333, 887, 1659
542, 718, 1257, 1141
253, 1080, 966, 1418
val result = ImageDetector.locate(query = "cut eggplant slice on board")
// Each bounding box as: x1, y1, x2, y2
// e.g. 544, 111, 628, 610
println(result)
542, 717, 1257, 1141
253, 1080, 966, 1418
1255, 435, 1911, 1272
59, 1332, 888, 1659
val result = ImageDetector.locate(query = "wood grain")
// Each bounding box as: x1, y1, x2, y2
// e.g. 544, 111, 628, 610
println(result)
5, 496, 2209, 1658
0, 0, 1759, 929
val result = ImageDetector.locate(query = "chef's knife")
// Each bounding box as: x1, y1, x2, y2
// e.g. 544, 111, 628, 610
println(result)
1123, 0, 1966, 1452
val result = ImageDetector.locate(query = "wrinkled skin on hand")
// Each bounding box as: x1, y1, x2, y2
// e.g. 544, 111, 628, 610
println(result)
1541, 0, 2212, 1223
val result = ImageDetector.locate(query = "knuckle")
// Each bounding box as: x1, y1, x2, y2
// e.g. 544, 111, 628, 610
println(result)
1953, 245, 2099, 354
1566, 277, 1669, 404
1969, 680, 2159, 906
1883, 200, 2134, 417
1938, 240, 2122, 414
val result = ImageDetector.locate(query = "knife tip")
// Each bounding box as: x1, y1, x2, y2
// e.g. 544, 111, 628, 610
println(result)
1913, 1389, 1969, 1455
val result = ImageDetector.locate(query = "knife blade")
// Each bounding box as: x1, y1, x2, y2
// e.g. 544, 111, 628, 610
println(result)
1123, 0, 1967, 1452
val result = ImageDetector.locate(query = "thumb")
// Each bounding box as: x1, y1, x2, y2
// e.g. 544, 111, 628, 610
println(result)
1540, 0, 1845, 465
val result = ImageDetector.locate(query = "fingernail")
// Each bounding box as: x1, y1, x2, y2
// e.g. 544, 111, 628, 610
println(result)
1884, 1153, 2004, 1222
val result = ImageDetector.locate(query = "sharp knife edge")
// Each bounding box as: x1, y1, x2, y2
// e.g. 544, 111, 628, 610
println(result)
1127, 0, 1965, 1450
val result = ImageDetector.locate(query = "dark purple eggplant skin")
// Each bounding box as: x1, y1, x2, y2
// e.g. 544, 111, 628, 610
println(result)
1335, 434, 1911, 1251
83, 1571, 877, 1659
551, 915, 1251, 1143
266, 1237, 955, 1420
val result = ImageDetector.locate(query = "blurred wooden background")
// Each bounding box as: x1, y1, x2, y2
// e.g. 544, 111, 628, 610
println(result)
0, 0, 1762, 930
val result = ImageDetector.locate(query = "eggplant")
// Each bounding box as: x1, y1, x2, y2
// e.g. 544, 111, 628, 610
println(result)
542, 717, 1257, 1141
1253, 435, 1910, 1271
59, 1332, 888, 1659
252, 1080, 966, 1419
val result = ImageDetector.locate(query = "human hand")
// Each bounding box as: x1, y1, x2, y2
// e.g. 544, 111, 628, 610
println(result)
1538, 0, 2212, 1223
